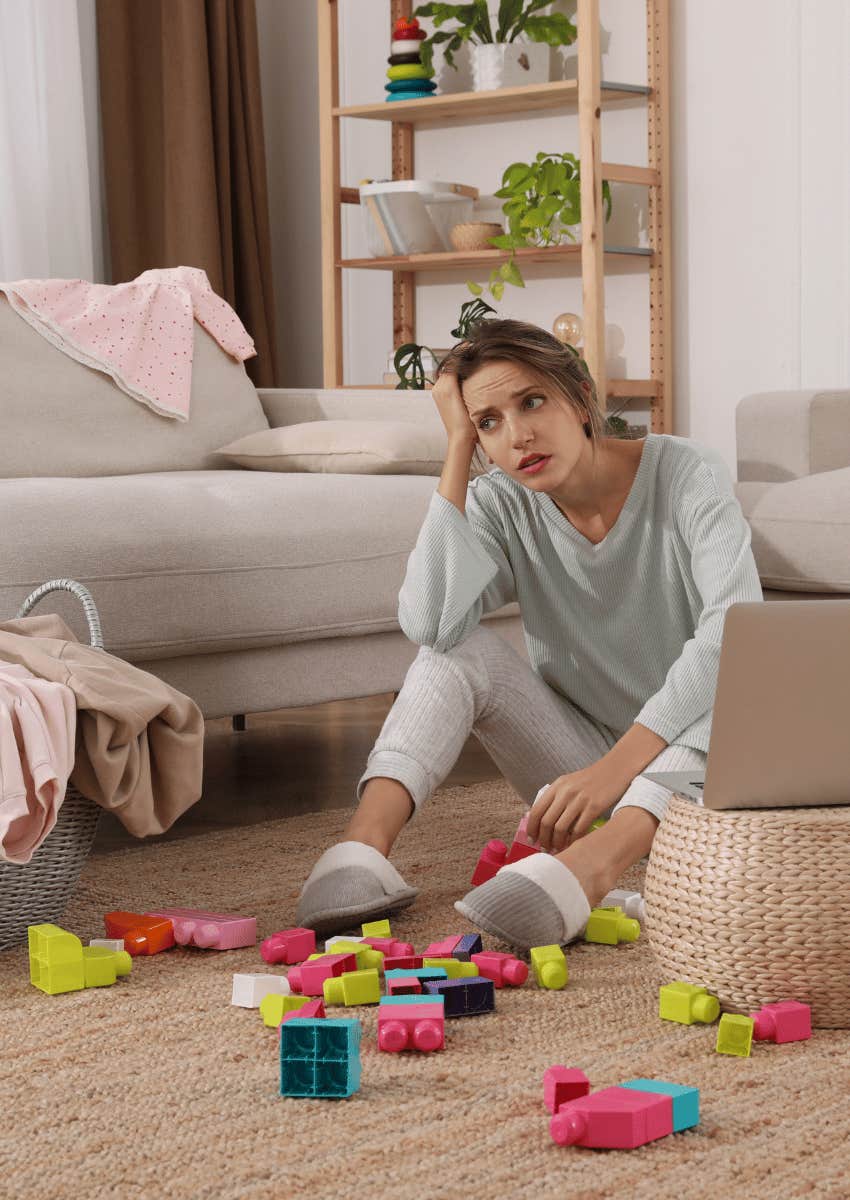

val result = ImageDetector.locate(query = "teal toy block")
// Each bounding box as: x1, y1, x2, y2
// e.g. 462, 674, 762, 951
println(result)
620, 1079, 700, 1132
384, 968, 448, 985
279, 1018, 361, 1099
380, 994, 445, 1007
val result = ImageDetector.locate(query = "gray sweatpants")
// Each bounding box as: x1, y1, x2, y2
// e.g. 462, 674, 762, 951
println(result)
356, 623, 706, 825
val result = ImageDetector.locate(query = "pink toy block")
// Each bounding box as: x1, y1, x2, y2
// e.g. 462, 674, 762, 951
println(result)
505, 840, 538, 866
470, 950, 529, 987
387, 976, 422, 996
422, 936, 462, 958
471, 839, 508, 886
550, 1086, 673, 1149
279, 997, 325, 1027
383, 954, 424, 971
377, 1003, 445, 1053
513, 812, 540, 848
361, 936, 415, 958
287, 952, 357, 996
144, 908, 256, 950
260, 927, 316, 966
749, 1000, 812, 1044
543, 1067, 591, 1114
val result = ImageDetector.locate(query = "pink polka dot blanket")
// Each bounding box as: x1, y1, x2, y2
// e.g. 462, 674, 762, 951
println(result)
0, 265, 256, 421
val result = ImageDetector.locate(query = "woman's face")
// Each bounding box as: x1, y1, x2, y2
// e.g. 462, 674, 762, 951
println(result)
462, 359, 589, 488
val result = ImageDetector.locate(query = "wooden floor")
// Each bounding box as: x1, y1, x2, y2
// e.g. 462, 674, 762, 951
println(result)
91, 693, 501, 853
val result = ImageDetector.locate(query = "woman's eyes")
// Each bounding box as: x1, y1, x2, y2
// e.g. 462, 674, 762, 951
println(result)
479, 395, 544, 431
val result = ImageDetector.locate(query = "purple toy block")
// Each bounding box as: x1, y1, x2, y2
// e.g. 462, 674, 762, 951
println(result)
144, 908, 256, 950
423, 976, 495, 1017
550, 1086, 673, 1149
543, 1066, 591, 1114
452, 933, 483, 961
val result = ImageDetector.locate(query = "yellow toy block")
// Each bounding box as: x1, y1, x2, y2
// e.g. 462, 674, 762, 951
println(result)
323, 967, 381, 1006
659, 981, 720, 1025
82, 946, 133, 988
530, 945, 568, 990
716, 1013, 754, 1057
584, 906, 641, 945
310, 943, 384, 972
361, 919, 392, 938
422, 958, 479, 979
28, 924, 86, 995
260, 992, 313, 1028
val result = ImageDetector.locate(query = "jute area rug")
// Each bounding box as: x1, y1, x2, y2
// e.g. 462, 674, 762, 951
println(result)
1, 781, 848, 1200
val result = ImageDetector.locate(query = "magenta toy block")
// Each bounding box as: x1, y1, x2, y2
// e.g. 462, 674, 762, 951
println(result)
471, 839, 508, 886
383, 953, 424, 971
279, 997, 325, 1028
378, 1002, 445, 1052
470, 950, 529, 987
749, 1000, 812, 1043
287, 952, 357, 996
422, 936, 462, 958
544, 1067, 591, 1114
362, 936, 414, 958
505, 840, 538, 866
513, 812, 540, 848
551, 1086, 673, 1149
144, 908, 256, 950
260, 927, 316, 965
387, 977, 422, 996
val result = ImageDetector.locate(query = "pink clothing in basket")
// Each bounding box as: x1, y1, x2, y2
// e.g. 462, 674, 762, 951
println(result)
0, 663, 77, 864
0, 265, 256, 421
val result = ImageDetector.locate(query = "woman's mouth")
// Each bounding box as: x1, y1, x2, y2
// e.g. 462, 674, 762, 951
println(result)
519, 455, 551, 474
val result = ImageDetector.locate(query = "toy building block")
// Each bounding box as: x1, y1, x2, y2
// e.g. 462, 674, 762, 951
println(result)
279, 1018, 361, 1098
381, 994, 444, 1007
144, 907, 256, 950
530, 945, 568, 990
749, 1000, 812, 1044
103, 911, 175, 955
543, 1067, 591, 1114
89, 938, 125, 953
28, 925, 85, 995
659, 981, 720, 1025
619, 1079, 700, 1133
280, 997, 325, 1025
716, 1013, 755, 1057
260, 927, 316, 965
309, 943, 382, 972
378, 1003, 445, 1052
324, 967, 381, 1006
422, 935, 462, 958
550, 1086, 673, 1149
512, 812, 539, 848
362, 936, 414, 958
423, 976, 495, 1017
387, 976, 422, 996
421, 957, 479, 979
362, 919, 392, 938
471, 839, 509, 886
231, 973, 291, 1008
599, 888, 646, 922
384, 967, 448, 988
583, 906, 640, 946
82, 945, 133, 987
288, 953, 358, 996
325, 934, 365, 951
471, 950, 528, 988
382, 954, 424, 971
452, 932, 483, 960
260, 993, 314, 1028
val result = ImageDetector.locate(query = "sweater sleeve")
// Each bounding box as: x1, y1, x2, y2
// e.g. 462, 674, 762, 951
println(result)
398, 482, 517, 652
633, 455, 764, 744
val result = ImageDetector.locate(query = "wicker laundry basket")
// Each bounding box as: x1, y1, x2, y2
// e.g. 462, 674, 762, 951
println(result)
643, 795, 850, 1028
0, 580, 104, 951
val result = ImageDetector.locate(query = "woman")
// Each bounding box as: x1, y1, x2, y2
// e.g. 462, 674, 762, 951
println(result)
296, 318, 763, 950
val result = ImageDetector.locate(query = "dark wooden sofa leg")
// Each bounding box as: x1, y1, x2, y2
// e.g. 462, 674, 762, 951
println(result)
232, 714, 247, 732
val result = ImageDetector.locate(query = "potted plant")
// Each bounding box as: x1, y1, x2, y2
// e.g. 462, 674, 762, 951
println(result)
467, 150, 613, 300
413, 1, 577, 91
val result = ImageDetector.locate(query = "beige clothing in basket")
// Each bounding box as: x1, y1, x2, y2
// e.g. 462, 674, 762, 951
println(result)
0, 613, 203, 837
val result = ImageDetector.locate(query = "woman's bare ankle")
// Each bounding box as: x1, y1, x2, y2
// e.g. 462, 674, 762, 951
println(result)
342, 777, 414, 859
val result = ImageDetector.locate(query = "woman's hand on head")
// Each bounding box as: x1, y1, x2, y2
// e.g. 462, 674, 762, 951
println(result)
525, 760, 632, 853
431, 367, 479, 446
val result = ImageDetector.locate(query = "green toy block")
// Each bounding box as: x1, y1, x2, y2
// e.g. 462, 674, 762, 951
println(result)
584, 906, 641, 945
421, 958, 479, 979
260, 993, 313, 1028
28, 924, 85, 995
323, 968, 381, 1006
530, 944, 568, 990
317, 941, 383, 972
715, 1013, 754, 1057
361, 919, 391, 938
82, 946, 133, 988
659, 981, 720, 1025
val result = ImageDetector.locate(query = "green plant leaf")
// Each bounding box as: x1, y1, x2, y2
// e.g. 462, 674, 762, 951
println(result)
488, 233, 519, 249
473, 0, 493, 42
521, 13, 578, 46
393, 342, 427, 389
496, 0, 523, 41
466, 280, 483, 295
451, 297, 497, 339
501, 161, 535, 190
499, 259, 525, 287
490, 281, 505, 301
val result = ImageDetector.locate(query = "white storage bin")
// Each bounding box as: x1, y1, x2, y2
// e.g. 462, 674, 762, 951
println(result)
360, 180, 476, 256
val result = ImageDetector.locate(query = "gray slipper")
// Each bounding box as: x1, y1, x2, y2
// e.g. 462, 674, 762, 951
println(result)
295, 840, 419, 937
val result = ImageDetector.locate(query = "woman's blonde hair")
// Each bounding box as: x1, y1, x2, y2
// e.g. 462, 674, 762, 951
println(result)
436, 317, 609, 477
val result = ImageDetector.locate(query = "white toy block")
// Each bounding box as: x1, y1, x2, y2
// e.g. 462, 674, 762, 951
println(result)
230, 973, 291, 1008
599, 888, 646, 922
89, 938, 125, 952
325, 934, 366, 951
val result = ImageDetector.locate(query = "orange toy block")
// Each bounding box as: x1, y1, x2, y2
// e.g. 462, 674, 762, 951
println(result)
103, 911, 175, 955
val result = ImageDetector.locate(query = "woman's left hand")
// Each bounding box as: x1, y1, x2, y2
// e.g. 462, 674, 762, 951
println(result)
525, 759, 633, 853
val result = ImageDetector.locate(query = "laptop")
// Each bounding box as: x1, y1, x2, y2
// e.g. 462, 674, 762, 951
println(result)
641, 599, 850, 810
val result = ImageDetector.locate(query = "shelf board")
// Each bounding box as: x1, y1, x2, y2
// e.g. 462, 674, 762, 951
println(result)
334, 80, 651, 125
339, 243, 651, 272
340, 379, 659, 399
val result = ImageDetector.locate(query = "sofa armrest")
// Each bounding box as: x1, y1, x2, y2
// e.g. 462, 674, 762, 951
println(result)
736, 389, 850, 482
257, 387, 439, 429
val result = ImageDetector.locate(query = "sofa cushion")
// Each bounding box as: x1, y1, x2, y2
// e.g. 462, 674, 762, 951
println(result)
215, 419, 449, 475
735, 468, 850, 592
0, 295, 269, 478
0, 471, 519, 661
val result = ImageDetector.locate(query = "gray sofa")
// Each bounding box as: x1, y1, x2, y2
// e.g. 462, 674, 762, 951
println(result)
1, 296, 848, 721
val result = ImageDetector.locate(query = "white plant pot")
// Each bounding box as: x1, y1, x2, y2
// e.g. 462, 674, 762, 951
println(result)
471, 41, 550, 92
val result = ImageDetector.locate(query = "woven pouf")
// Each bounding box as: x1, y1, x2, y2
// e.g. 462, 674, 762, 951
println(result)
643, 796, 850, 1028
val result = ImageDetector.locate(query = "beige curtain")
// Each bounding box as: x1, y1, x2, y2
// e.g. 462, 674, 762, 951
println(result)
96, 0, 278, 387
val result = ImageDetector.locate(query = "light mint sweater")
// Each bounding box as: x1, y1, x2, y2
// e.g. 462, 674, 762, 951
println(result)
398, 433, 764, 754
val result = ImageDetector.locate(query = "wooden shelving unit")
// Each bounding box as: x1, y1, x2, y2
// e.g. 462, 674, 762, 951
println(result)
318, 0, 671, 430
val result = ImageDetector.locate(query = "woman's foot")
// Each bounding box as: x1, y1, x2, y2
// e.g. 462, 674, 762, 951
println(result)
295, 840, 419, 937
